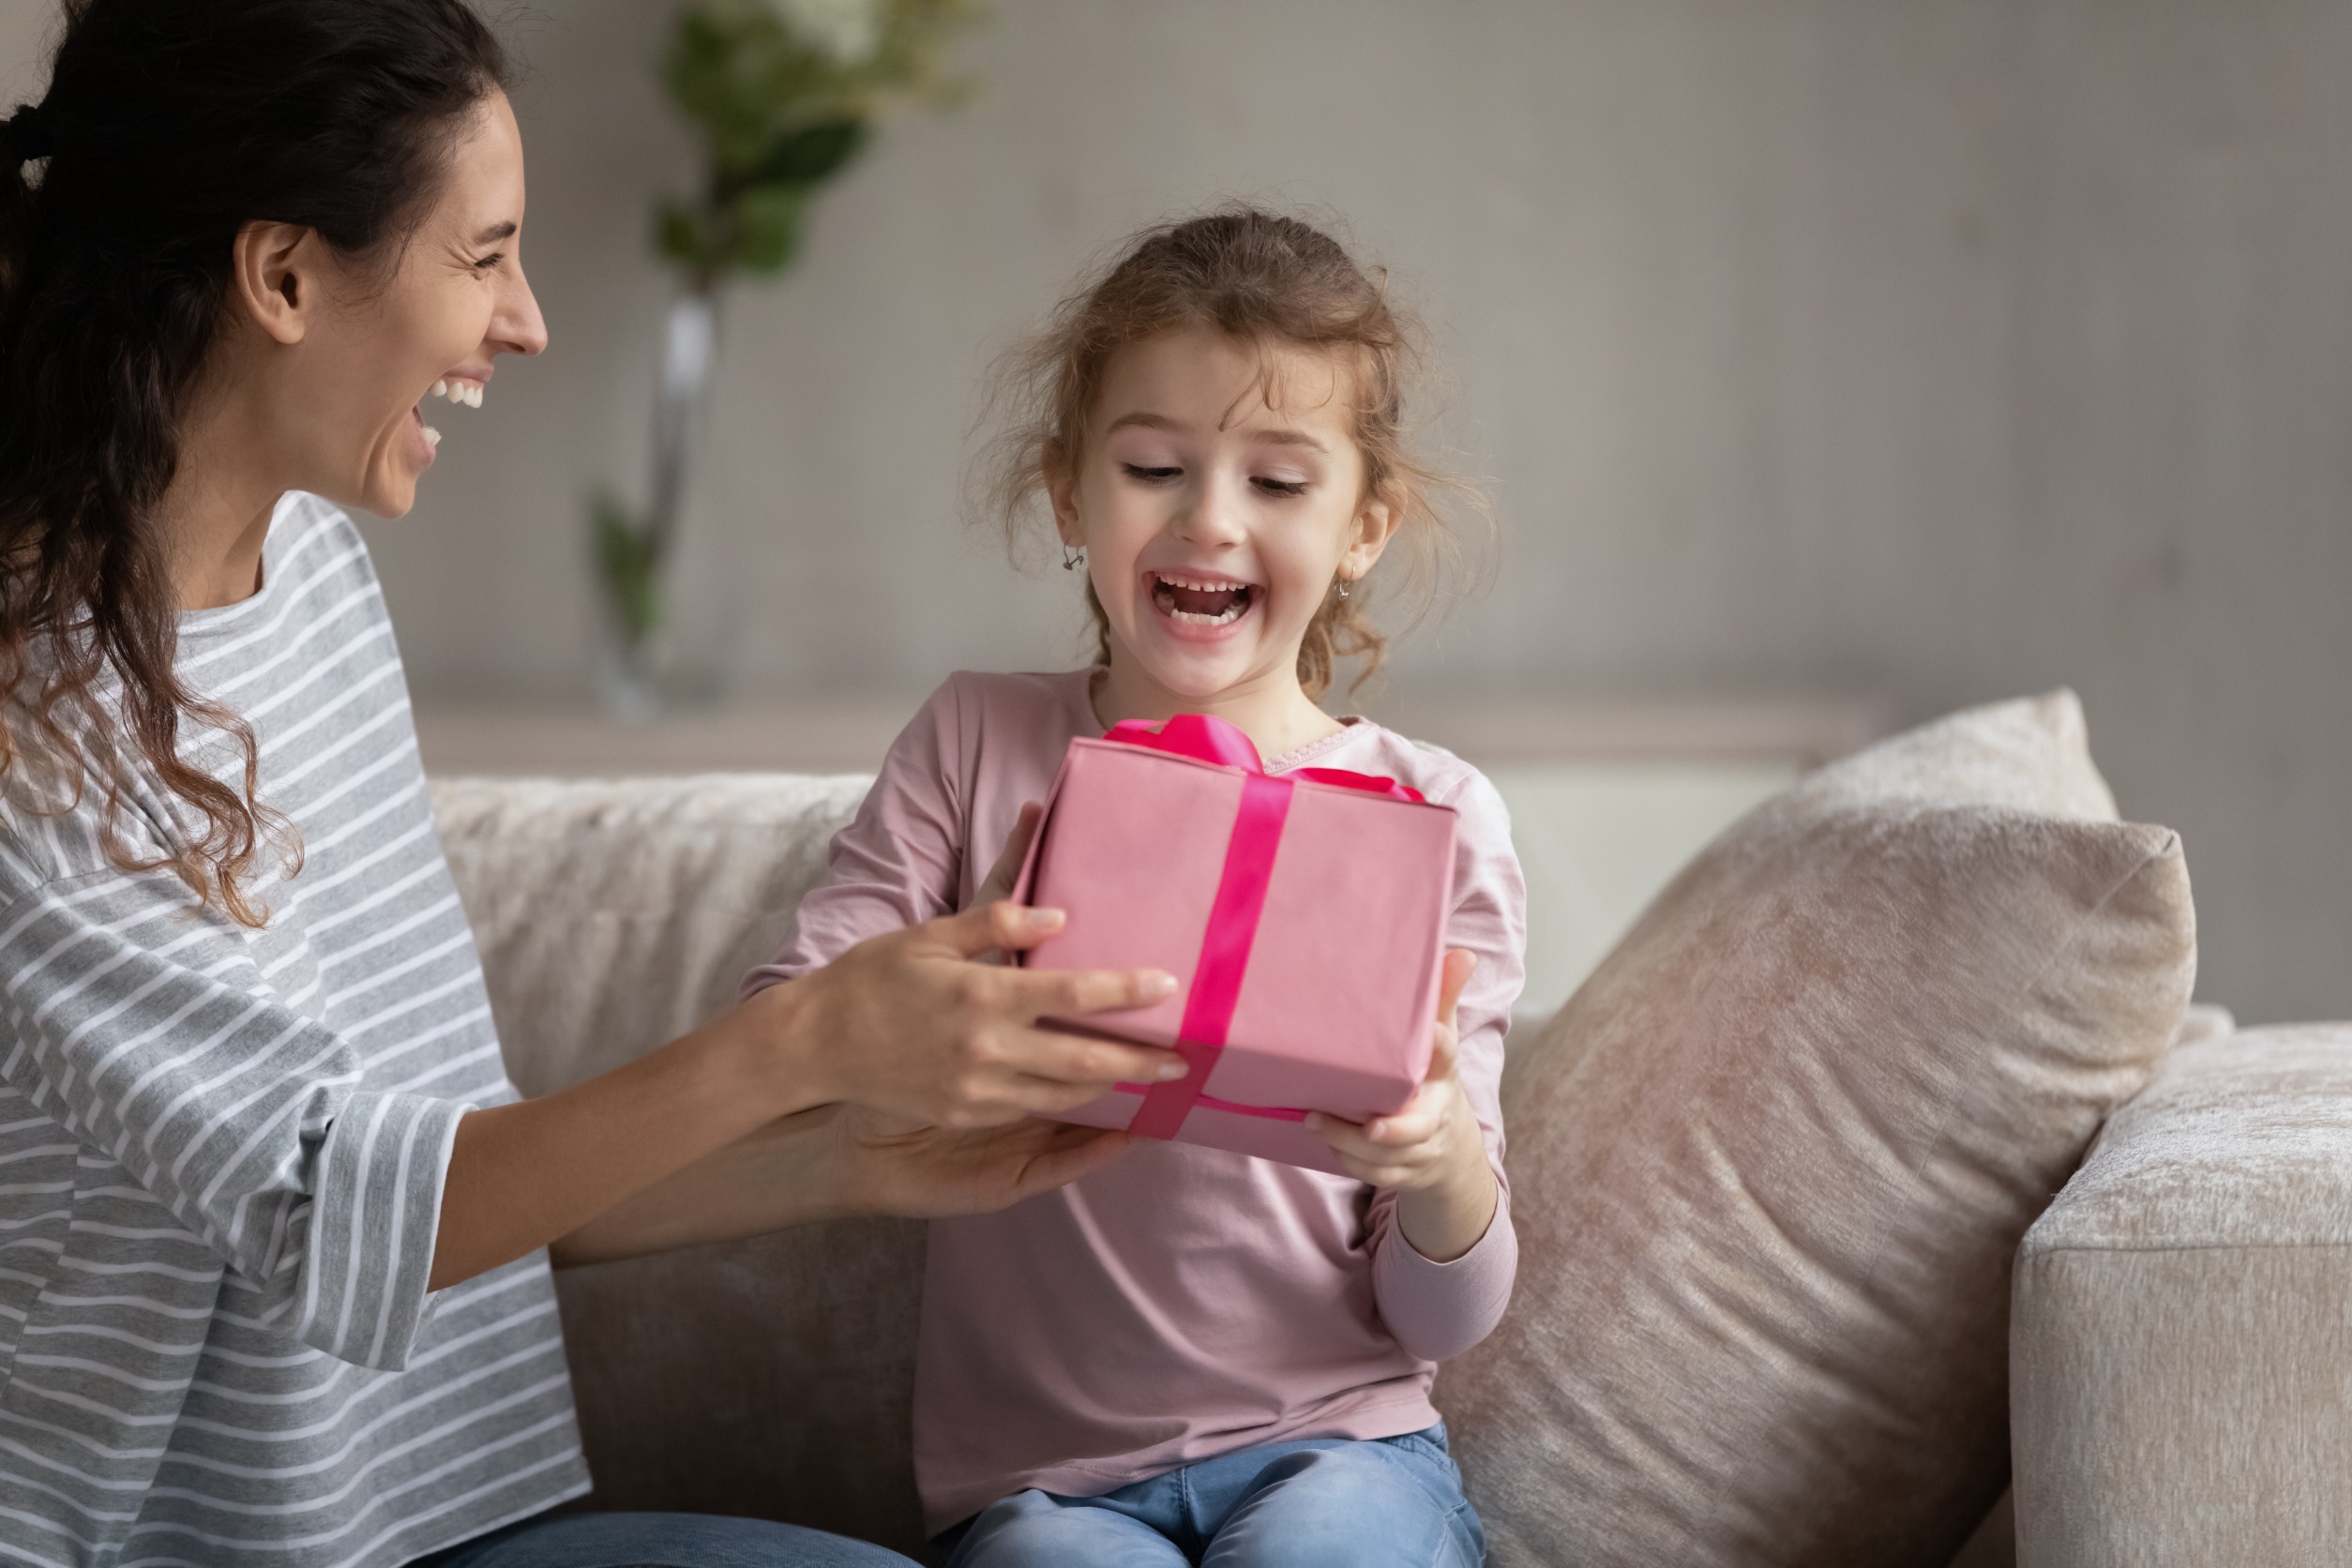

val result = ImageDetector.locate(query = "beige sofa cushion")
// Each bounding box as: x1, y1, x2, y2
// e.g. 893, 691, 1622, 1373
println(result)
1439, 691, 2196, 1568
431, 774, 938, 1556
2012, 1022, 2352, 1568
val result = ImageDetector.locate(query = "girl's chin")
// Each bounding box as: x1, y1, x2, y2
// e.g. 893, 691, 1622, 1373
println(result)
1119, 631, 1270, 699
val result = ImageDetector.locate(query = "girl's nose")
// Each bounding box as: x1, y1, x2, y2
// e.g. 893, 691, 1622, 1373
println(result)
1174, 471, 1249, 547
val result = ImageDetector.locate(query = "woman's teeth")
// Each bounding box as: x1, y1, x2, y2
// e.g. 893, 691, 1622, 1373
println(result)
1153, 573, 1256, 626
430, 378, 486, 409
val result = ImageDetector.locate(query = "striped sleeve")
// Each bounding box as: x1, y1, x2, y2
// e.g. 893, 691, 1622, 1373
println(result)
0, 865, 469, 1372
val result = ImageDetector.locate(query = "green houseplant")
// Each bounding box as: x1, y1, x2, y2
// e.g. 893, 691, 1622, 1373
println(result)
592, 0, 974, 714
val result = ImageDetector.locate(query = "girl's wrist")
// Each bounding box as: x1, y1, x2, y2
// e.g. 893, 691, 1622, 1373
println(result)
1395, 1137, 1499, 1263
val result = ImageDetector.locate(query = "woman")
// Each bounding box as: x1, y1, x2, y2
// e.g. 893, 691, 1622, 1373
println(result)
0, 4, 1184, 1565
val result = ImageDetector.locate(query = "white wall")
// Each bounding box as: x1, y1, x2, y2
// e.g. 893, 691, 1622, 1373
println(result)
6, 1, 2350, 1025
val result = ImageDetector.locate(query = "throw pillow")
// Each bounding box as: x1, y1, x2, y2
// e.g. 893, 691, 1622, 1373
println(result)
1439, 690, 2194, 1567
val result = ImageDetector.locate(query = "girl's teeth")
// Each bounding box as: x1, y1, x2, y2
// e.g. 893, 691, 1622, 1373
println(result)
432, 380, 449, 400
421, 425, 442, 448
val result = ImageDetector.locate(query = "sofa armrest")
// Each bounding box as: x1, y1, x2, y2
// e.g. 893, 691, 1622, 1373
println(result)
2012, 1021, 2352, 1568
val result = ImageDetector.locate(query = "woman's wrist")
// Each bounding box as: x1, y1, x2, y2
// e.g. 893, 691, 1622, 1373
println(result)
711, 976, 844, 1122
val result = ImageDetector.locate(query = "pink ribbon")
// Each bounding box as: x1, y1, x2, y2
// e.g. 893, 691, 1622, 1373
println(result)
1102, 715, 1425, 805
1104, 715, 1422, 1139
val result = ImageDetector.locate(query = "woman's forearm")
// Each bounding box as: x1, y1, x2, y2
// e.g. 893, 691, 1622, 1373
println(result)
426, 898, 1179, 1291
429, 984, 827, 1289
547, 1105, 852, 1268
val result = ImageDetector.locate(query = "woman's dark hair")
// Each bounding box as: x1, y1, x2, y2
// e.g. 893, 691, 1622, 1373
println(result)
0, 0, 508, 925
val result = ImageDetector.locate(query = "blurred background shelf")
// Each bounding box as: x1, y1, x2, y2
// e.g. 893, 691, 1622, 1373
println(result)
411, 690, 1888, 777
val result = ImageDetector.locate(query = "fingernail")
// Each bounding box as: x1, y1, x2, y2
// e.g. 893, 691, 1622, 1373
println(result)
1140, 972, 1178, 999
1155, 1060, 1190, 1081
1304, 1112, 1323, 1132
1025, 907, 1065, 932
1367, 1120, 1387, 1140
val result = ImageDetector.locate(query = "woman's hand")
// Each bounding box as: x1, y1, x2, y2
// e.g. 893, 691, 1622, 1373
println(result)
758, 802, 1185, 1129
1306, 950, 1498, 1263
831, 1106, 1134, 1219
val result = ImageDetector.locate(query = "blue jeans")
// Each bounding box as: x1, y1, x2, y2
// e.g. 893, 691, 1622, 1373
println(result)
940, 1425, 1485, 1567
411, 1510, 915, 1567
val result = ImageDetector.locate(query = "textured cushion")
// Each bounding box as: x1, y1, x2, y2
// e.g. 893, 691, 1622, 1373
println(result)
2012, 1022, 2352, 1568
432, 774, 938, 1555
1439, 691, 2196, 1568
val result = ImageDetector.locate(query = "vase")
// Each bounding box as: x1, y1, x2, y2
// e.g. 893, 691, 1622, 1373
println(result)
592, 292, 719, 718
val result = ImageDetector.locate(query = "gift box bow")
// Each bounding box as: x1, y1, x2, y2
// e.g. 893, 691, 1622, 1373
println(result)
1103, 713, 1427, 805
1092, 713, 1430, 1139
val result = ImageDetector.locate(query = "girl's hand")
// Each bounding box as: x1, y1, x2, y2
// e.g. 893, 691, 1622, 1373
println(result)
1306, 949, 1499, 1263
832, 1105, 1135, 1218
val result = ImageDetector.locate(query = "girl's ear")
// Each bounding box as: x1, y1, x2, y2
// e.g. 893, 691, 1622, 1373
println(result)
1045, 438, 1085, 549
1340, 486, 1403, 580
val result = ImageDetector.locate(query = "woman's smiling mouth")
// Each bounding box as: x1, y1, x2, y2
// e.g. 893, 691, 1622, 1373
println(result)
1151, 571, 1258, 627
409, 374, 490, 459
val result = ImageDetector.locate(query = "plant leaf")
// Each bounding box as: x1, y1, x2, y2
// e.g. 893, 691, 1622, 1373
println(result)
655, 201, 713, 270
731, 184, 807, 275
752, 118, 868, 186
589, 488, 664, 644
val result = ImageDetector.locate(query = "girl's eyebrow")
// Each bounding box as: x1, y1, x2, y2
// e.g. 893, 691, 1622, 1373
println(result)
1104, 410, 1329, 452
1251, 428, 1329, 452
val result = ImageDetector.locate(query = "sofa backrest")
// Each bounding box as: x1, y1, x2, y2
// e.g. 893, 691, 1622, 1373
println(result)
431, 773, 940, 1557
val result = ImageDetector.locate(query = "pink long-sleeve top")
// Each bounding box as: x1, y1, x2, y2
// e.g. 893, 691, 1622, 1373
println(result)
745, 670, 1527, 1534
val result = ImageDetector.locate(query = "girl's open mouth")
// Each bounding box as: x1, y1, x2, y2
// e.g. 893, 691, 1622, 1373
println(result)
1151, 572, 1258, 627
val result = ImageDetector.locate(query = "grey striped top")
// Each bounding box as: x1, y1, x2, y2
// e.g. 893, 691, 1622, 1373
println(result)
0, 494, 588, 1566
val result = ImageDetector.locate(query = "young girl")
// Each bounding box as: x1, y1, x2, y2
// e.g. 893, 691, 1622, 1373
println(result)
746, 208, 1525, 1568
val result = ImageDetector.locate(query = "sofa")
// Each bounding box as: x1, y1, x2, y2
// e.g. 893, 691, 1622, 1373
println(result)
428, 692, 2352, 1567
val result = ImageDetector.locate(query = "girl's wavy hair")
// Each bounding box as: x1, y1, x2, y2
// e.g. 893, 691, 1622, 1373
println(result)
979, 205, 1491, 700
0, 0, 508, 926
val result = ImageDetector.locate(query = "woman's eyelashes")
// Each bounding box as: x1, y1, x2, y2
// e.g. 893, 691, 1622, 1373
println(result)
1253, 475, 1310, 497
1120, 462, 1183, 483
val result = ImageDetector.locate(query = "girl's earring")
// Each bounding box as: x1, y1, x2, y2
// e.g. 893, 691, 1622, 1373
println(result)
1334, 574, 1353, 600
1063, 546, 1084, 572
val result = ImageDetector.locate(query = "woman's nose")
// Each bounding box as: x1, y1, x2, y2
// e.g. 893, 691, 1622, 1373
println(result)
494, 264, 550, 358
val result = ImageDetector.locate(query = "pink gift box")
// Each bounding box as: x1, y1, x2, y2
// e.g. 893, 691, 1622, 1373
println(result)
1012, 715, 1457, 1174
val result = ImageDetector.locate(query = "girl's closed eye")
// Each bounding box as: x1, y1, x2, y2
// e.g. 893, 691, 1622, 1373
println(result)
1253, 474, 1310, 497
1121, 461, 1183, 483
